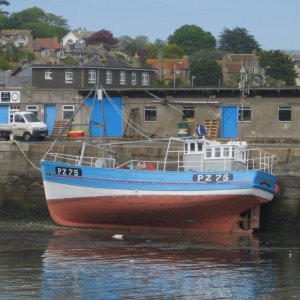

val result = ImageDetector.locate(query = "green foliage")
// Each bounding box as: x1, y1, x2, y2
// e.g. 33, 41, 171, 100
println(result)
6, 7, 69, 39
168, 24, 216, 55
190, 58, 223, 86
0, 0, 9, 15
146, 44, 159, 59
189, 49, 226, 64
259, 50, 297, 85
0, 58, 12, 69
218, 27, 261, 53
118, 35, 151, 57
60, 56, 78, 65
153, 39, 167, 51
0, 44, 35, 66
163, 44, 184, 58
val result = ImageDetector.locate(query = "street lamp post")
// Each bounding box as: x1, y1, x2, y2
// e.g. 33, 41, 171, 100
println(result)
6, 70, 11, 87
192, 76, 195, 87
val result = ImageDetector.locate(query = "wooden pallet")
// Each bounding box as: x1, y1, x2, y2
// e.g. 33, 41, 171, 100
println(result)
51, 120, 70, 137
204, 119, 220, 139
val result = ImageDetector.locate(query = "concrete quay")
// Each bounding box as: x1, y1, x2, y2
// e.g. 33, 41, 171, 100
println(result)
0, 139, 299, 232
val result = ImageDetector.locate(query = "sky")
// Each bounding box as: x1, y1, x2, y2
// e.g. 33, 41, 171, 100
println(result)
5, 0, 300, 51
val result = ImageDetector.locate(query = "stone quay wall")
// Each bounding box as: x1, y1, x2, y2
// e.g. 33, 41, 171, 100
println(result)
0, 140, 299, 232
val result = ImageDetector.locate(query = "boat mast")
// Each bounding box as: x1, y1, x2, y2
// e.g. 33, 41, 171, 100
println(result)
239, 65, 247, 142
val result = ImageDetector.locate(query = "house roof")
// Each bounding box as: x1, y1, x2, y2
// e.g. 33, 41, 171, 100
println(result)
1, 29, 31, 36
72, 29, 95, 40
85, 54, 131, 68
147, 58, 189, 70
33, 38, 64, 51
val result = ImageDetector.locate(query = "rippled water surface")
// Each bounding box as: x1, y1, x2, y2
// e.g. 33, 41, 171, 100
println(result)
0, 221, 300, 299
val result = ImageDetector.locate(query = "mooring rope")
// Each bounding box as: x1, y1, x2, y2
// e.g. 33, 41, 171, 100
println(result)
12, 139, 41, 172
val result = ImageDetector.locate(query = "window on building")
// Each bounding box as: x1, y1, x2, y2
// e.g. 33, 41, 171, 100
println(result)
144, 106, 157, 122
45, 69, 53, 80
142, 72, 149, 86
57, 50, 65, 58
41, 49, 50, 57
278, 106, 291, 122
65, 70, 73, 84
62, 105, 74, 121
106, 70, 112, 84
26, 105, 38, 117
131, 72, 137, 85
88, 70, 97, 84
120, 71, 126, 85
9, 106, 20, 123
238, 106, 251, 122
182, 106, 195, 122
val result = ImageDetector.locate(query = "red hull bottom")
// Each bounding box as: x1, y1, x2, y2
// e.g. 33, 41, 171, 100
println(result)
46, 194, 266, 233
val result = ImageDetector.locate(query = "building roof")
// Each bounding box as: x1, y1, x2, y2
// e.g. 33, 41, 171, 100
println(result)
147, 58, 189, 71
1, 29, 32, 36
72, 29, 95, 40
33, 38, 64, 51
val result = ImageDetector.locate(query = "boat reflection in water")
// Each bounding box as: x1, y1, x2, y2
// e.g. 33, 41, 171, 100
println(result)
41, 230, 275, 299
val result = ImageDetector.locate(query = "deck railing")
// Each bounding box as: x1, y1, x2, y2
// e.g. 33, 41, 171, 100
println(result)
44, 146, 275, 174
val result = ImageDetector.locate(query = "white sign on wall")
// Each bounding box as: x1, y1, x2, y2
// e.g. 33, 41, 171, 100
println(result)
0, 91, 20, 103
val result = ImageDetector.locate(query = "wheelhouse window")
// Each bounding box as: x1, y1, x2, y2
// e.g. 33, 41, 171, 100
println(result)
45, 69, 53, 80
106, 70, 112, 84
144, 106, 157, 122
26, 105, 38, 117
65, 70, 73, 84
62, 105, 74, 121
88, 70, 97, 84
182, 106, 195, 122
120, 71, 126, 85
131, 72, 137, 85
278, 106, 291, 122
142, 72, 149, 86
238, 106, 251, 122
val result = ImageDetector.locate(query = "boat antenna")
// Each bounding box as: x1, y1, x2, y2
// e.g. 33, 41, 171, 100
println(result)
239, 65, 247, 143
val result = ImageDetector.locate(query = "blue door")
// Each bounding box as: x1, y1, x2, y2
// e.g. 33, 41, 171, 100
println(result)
0, 106, 9, 123
221, 106, 238, 138
86, 96, 122, 137
45, 105, 56, 136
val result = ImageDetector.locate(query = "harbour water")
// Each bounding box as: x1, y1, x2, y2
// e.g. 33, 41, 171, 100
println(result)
0, 220, 300, 300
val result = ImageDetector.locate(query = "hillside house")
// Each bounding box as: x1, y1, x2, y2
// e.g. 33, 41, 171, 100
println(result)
147, 56, 190, 85
0, 29, 33, 50
32, 38, 65, 64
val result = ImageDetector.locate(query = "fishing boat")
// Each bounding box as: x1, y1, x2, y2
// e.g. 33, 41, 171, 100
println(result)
41, 88, 277, 233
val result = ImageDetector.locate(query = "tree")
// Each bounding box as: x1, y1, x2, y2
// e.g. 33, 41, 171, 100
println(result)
218, 27, 261, 53
0, 0, 9, 15
7, 7, 69, 39
163, 44, 184, 58
189, 49, 226, 64
118, 35, 152, 57
85, 29, 119, 49
168, 25, 216, 55
259, 50, 297, 86
118, 35, 136, 55
190, 58, 223, 86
